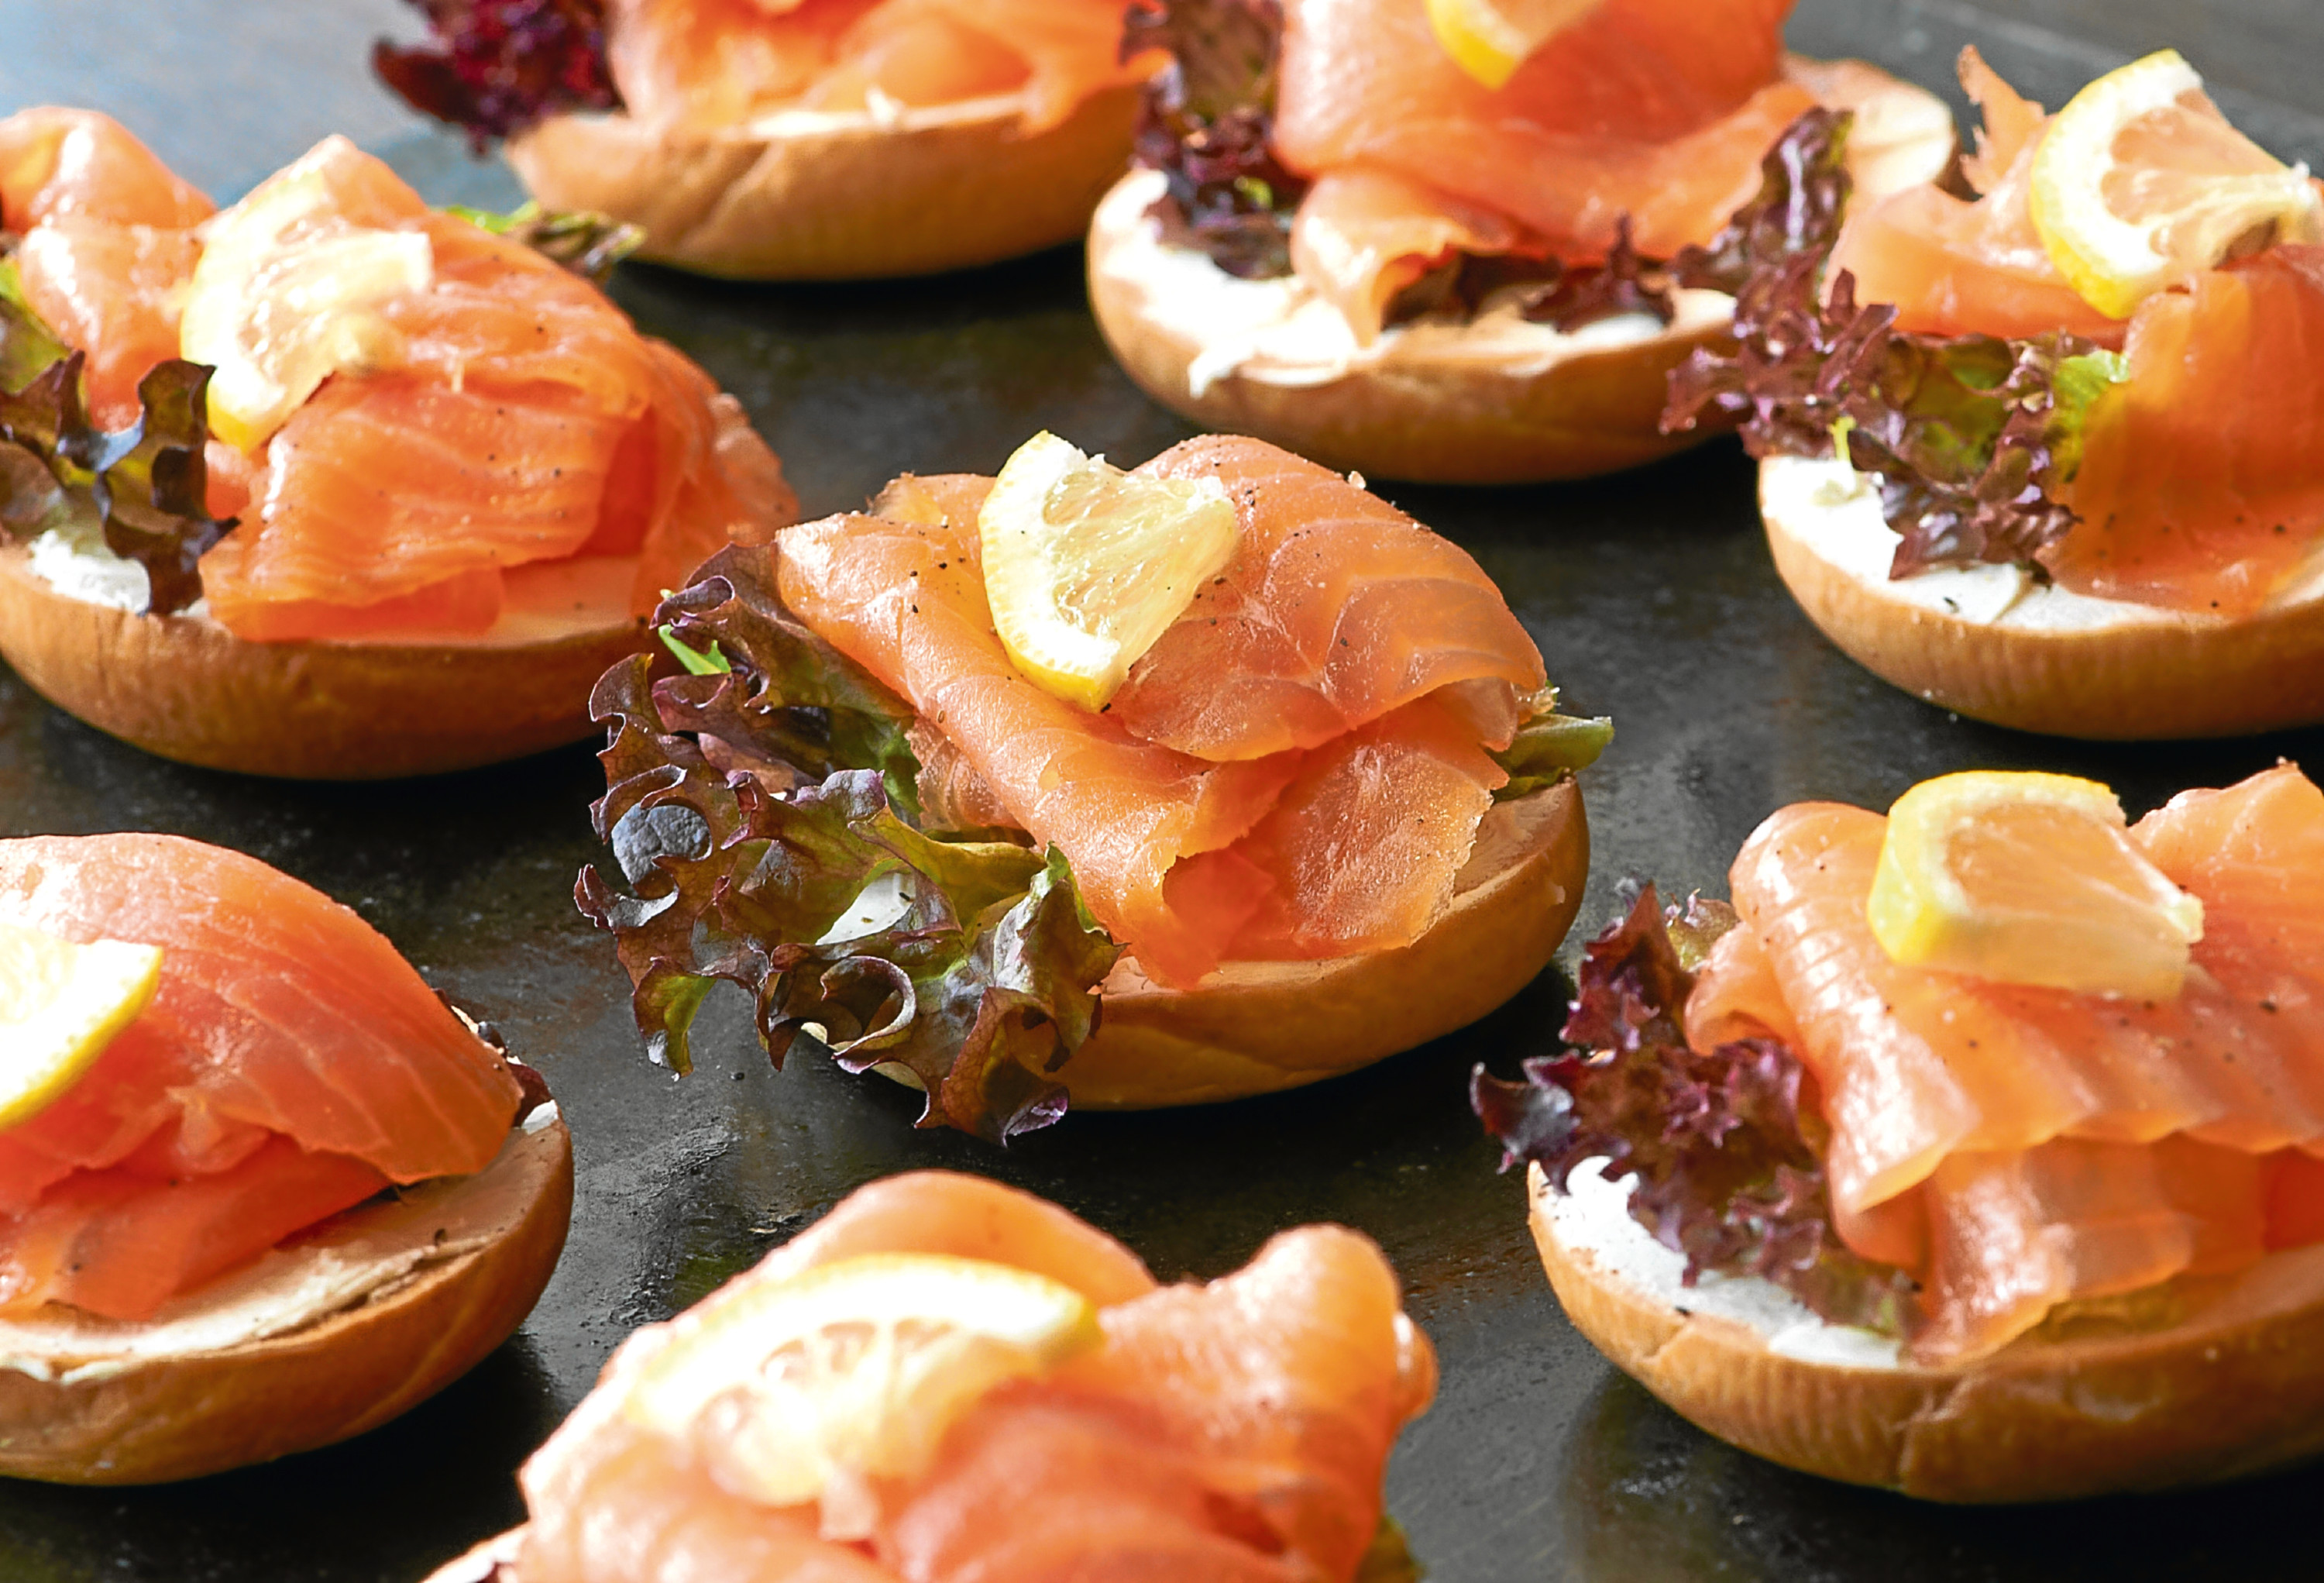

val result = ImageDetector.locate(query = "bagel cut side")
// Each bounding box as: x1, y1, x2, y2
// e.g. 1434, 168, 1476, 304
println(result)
1529, 1161, 2324, 1502
0, 1100, 574, 1485
508, 86, 1143, 280
0, 549, 652, 779
1761, 455, 2324, 739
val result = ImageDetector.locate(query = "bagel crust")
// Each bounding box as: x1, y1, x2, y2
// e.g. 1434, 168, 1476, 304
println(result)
0, 549, 650, 779
1050, 777, 1588, 1108
1088, 174, 1727, 485
1528, 1162, 2324, 1502
0, 1106, 574, 1486
1762, 456, 2324, 739
507, 86, 1142, 280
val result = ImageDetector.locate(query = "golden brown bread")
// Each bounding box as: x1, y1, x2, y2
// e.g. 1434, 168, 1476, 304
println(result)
507, 87, 1143, 280
0, 548, 650, 779
0, 1107, 573, 1485
1528, 1161, 2324, 1502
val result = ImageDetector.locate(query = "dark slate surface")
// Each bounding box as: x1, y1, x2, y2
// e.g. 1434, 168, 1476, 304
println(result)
0, 3, 2319, 1578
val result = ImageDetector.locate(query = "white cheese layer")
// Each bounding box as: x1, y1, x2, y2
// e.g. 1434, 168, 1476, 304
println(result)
1094, 170, 1731, 401
1542, 1158, 1905, 1371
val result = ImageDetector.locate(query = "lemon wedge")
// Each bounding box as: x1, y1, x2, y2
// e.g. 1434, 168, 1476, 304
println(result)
2030, 49, 2324, 320
1425, 0, 1601, 89
0, 921, 163, 1130
1867, 771, 2204, 1000
180, 137, 432, 453
624, 1252, 1100, 1516
979, 432, 1239, 713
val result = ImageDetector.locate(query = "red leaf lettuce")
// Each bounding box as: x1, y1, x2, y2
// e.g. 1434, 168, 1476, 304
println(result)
376, 0, 621, 150
575, 544, 1121, 1143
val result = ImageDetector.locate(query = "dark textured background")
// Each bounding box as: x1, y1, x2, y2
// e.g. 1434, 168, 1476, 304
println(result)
0, 3, 2319, 1578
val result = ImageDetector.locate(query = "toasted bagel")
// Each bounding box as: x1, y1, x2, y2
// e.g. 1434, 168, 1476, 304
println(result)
507, 87, 1143, 280
0, 1100, 573, 1486
1761, 455, 2324, 739
1528, 1160, 2324, 1502
0, 548, 652, 779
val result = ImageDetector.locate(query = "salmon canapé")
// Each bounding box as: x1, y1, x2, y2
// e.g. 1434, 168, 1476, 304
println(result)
0, 834, 525, 1321
1682, 765, 2324, 1362
507, 1171, 1435, 1583
0, 108, 794, 640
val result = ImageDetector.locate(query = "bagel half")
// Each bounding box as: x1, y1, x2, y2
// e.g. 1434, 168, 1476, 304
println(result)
875, 776, 1587, 1109
507, 86, 1143, 280
0, 548, 652, 779
1762, 455, 2324, 739
1528, 1160, 2324, 1502
0, 1097, 573, 1485
1088, 64, 1955, 484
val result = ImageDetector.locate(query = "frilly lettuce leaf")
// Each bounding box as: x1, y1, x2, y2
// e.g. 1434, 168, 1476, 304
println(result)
1662, 112, 2133, 579
575, 545, 1121, 1142
374, 0, 621, 150
0, 263, 229, 614
1492, 688, 1612, 801
1127, 0, 1311, 278
1471, 886, 1917, 1336
1671, 106, 1854, 297
443, 200, 644, 285
1387, 216, 1677, 336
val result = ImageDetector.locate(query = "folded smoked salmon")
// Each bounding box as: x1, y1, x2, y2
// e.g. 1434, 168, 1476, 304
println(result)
579, 433, 1606, 1137
426, 1171, 1435, 1583
1477, 763, 2324, 1369
0, 833, 529, 1322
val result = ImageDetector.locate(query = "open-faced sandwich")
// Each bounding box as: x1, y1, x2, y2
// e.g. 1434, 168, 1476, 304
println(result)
421, 1168, 1433, 1582
1088, 0, 1954, 483
579, 430, 1604, 1138
1477, 764, 2324, 1501
1668, 48, 2324, 738
378, 0, 1159, 279
0, 831, 570, 1484
0, 108, 794, 779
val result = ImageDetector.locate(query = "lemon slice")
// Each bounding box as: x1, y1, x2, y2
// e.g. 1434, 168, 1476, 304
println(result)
180, 137, 433, 453
0, 921, 163, 1130
1425, 0, 1601, 89
2030, 49, 2324, 320
1866, 771, 2204, 1000
979, 432, 1239, 712
624, 1251, 1100, 1514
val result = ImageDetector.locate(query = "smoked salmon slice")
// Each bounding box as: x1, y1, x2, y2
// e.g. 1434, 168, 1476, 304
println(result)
0, 834, 524, 1320
3, 122, 795, 639
774, 436, 1539, 985
514, 1171, 1431, 1583
604, 0, 1139, 134
1690, 766, 2324, 1361
0, 108, 212, 232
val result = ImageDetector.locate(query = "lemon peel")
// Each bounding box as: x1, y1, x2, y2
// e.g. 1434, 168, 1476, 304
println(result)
1425, 0, 1601, 90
